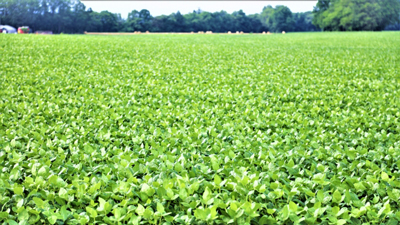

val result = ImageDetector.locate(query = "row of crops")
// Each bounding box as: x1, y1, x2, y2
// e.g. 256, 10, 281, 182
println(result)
0, 32, 400, 224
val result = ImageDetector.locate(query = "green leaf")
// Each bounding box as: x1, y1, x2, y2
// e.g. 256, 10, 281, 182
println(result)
14, 186, 24, 195
97, 198, 112, 214
353, 182, 366, 191
9, 168, 20, 181
136, 204, 145, 216
157, 202, 165, 213
194, 208, 208, 221
86, 207, 98, 218
281, 205, 289, 221
332, 206, 339, 215
203, 187, 212, 203
332, 190, 342, 203
113, 207, 123, 221
381, 172, 389, 182
214, 174, 222, 186
32, 197, 45, 209
48, 214, 58, 224
287, 159, 295, 168
378, 201, 391, 217
18, 209, 30, 221
130, 215, 141, 225
7, 220, 19, 225
317, 189, 324, 202
141, 183, 155, 196
143, 208, 153, 219
60, 205, 71, 221
59, 188, 68, 200
289, 201, 298, 212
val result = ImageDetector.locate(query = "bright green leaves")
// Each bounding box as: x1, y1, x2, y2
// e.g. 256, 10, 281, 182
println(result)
157, 202, 165, 214
60, 205, 71, 222
136, 204, 145, 216
97, 198, 112, 215
32, 197, 48, 210
226, 202, 244, 222
202, 187, 213, 205
86, 207, 98, 218
381, 171, 390, 182
58, 188, 68, 200
353, 182, 367, 192
1, 33, 400, 224
332, 190, 343, 203
47, 214, 58, 225
289, 201, 298, 212
135, 204, 154, 221
194, 206, 218, 222
378, 201, 391, 217
9, 167, 20, 181
279, 202, 300, 222
141, 183, 155, 196
17, 209, 29, 222
38, 166, 48, 177
112, 207, 125, 222
13, 185, 24, 196
281, 205, 290, 221
313, 173, 329, 186
214, 174, 222, 187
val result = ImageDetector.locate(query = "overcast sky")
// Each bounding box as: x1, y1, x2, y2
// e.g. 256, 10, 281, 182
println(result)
81, 1, 318, 19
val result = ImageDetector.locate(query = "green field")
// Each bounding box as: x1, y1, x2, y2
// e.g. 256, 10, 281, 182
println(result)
1, 32, 400, 224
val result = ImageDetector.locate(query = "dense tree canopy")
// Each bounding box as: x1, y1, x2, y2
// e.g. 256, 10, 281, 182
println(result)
1, 0, 398, 33
312, 0, 400, 31
265, 6, 295, 32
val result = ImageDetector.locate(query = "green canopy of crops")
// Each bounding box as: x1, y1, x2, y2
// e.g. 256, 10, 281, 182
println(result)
0, 32, 400, 224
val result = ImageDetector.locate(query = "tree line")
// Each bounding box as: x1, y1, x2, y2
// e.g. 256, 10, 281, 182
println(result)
0, 0, 317, 33
0, 0, 399, 34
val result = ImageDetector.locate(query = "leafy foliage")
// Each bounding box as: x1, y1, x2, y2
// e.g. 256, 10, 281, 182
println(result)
263, 5, 295, 32
0, 32, 400, 224
312, 0, 400, 31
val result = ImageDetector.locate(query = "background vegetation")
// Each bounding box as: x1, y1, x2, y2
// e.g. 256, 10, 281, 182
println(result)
312, 0, 400, 31
0, 0, 317, 33
2, 0, 398, 34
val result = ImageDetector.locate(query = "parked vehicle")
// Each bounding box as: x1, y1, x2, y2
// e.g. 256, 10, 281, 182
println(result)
18, 26, 30, 34
0, 25, 17, 34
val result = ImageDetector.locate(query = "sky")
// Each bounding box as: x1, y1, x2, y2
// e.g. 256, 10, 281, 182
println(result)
81, 1, 318, 19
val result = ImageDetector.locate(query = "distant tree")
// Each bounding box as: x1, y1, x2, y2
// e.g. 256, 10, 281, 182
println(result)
86, 10, 102, 32
293, 12, 318, 31
260, 5, 274, 30
138, 9, 152, 31
126, 10, 139, 31
71, 1, 90, 33
151, 14, 169, 32
174, 11, 185, 32
198, 11, 213, 31
247, 14, 265, 32
313, 0, 400, 31
92, 11, 119, 32
267, 5, 295, 32
378, 0, 400, 30
312, 0, 332, 30
385, 14, 400, 30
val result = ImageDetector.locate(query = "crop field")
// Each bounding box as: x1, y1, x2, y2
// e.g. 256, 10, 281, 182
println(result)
1, 32, 400, 224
